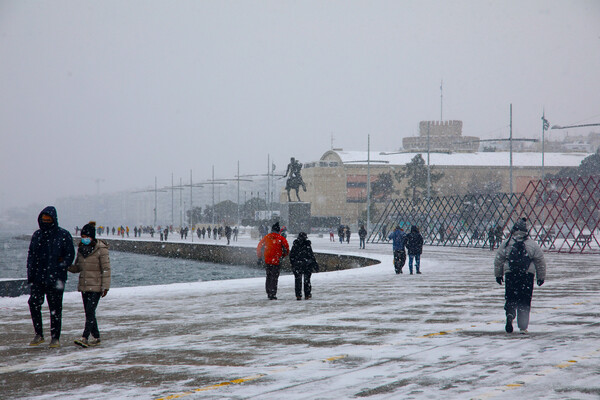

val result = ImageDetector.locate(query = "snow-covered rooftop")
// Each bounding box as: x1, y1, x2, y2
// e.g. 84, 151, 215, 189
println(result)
323, 150, 590, 168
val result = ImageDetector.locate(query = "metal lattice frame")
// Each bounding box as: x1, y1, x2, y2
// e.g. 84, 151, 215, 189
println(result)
368, 194, 519, 249
508, 176, 600, 253
368, 176, 600, 253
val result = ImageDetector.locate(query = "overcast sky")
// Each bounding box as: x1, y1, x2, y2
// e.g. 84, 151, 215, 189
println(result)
1, 0, 599, 211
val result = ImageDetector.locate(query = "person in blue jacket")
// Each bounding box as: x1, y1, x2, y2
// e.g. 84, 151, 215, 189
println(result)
388, 225, 407, 274
27, 206, 75, 348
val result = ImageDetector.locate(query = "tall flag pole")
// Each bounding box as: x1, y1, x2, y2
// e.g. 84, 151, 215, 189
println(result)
541, 111, 549, 180
440, 79, 443, 121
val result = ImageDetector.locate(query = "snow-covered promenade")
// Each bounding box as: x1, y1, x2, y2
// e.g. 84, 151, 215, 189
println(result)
1, 236, 599, 399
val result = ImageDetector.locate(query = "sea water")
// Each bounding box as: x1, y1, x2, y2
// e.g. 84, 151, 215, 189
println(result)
0, 232, 266, 292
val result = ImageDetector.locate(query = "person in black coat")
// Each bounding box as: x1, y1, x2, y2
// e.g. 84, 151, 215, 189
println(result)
358, 225, 367, 249
27, 206, 75, 348
289, 232, 319, 300
405, 225, 424, 275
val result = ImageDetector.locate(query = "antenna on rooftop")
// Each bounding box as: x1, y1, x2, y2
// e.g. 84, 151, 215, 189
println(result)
440, 79, 443, 121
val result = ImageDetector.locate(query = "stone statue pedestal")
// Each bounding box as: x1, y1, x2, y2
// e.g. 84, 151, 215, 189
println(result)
281, 202, 311, 234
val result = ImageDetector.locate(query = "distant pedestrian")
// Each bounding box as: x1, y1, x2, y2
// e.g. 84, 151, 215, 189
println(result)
345, 226, 351, 244
256, 222, 289, 300
359, 225, 367, 249
164, 228, 169, 241
27, 206, 75, 348
207, 226, 211, 238
405, 225, 424, 274
112, 227, 116, 236
388, 225, 407, 274
337, 225, 344, 244
495, 224, 504, 247
329, 227, 335, 242
225, 225, 232, 245
488, 226, 496, 250
69, 223, 111, 348
494, 218, 546, 334
289, 232, 319, 300
202, 227, 206, 239
233, 227, 238, 241
213, 227, 218, 240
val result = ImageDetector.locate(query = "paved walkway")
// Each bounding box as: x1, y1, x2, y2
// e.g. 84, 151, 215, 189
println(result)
1, 238, 599, 399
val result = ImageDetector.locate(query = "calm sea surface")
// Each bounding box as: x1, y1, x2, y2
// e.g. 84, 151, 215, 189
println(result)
0, 232, 268, 292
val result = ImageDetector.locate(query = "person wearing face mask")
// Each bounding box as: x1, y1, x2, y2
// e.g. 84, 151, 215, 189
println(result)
27, 206, 75, 348
69, 222, 111, 348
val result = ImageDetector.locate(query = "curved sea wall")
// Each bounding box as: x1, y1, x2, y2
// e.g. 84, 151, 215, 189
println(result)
104, 239, 380, 272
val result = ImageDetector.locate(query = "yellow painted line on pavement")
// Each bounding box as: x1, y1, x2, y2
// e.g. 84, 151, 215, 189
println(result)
155, 354, 348, 400
420, 328, 463, 338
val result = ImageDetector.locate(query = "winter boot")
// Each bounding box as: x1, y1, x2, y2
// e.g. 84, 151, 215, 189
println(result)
29, 335, 45, 346
49, 338, 60, 348
88, 337, 101, 347
505, 314, 514, 333
74, 337, 89, 348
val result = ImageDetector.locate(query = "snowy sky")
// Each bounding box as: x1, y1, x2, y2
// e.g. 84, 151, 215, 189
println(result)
1, 0, 599, 210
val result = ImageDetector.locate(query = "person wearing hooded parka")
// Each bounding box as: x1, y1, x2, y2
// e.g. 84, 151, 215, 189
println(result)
289, 232, 319, 300
405, 225, 424, 275
494, 218, 546, 334
69, 222, 111, 347
27, 206, 75, 348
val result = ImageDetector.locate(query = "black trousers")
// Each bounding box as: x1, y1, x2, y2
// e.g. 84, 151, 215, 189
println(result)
28, 283, 64, 340
265, 264, 281, 297
393, 250, 406, 273
294, 272, 312, 298
82, 292, 102, 339
504, 272, 535, 330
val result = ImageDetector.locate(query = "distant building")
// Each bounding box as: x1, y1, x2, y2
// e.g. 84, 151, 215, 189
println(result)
402, 120, 480, 152
286, 149, 590, 227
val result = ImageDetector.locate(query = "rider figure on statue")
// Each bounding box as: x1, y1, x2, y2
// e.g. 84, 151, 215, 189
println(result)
284, 157, 307, 202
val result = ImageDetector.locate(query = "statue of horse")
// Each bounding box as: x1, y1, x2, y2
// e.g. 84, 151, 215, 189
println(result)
284, 157, 307, 202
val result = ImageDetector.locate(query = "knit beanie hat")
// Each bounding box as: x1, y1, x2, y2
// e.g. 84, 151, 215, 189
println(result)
81, 223, 96, 239
511, 218, 528, 233
271, 222, 280, 233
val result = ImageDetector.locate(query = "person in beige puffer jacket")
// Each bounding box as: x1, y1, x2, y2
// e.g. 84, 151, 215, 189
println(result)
68, 223, 111, 347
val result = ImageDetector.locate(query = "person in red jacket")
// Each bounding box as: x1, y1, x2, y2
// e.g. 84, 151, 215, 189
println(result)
256, 222, 290, 300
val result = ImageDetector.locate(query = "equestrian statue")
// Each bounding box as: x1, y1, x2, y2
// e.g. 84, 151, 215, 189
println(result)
284, 157, 307, 202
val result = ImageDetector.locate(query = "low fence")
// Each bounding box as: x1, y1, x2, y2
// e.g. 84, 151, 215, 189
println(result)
368, 176, 600, 254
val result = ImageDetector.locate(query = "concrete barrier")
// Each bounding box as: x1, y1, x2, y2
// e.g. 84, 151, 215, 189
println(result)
103, 239, 379, 272
0, 279, 29, 297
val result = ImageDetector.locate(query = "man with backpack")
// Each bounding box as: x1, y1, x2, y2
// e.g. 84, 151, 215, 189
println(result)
494, 218, 546, 334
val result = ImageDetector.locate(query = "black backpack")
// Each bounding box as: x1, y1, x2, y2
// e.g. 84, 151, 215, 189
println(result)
508, 239, 531, 274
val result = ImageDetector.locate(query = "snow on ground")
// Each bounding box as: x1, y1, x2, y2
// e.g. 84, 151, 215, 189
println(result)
1, 234, 599, 399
